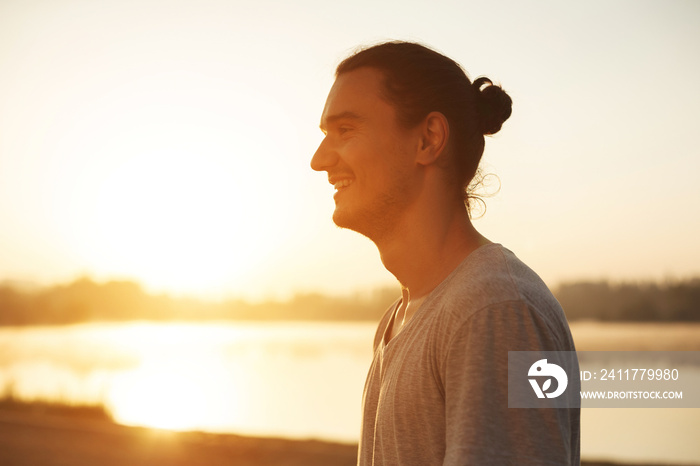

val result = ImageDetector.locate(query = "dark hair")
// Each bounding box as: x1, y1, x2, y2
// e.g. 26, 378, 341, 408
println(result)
336, 41, 512, 213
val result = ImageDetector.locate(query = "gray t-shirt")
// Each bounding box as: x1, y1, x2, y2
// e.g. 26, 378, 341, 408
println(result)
358, 243, 580, 465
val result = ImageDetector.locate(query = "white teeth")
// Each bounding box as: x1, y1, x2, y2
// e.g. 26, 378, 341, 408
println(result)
333, 179, 353, 189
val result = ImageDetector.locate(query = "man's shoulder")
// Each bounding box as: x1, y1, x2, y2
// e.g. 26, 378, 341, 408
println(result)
420, 243, 575, 352
429, 244, 562, 324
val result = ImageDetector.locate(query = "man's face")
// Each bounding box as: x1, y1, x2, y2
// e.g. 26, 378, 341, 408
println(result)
311, 67, 419, 239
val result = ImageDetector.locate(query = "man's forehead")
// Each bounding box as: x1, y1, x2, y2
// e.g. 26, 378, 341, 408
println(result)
320, 68, 388, 125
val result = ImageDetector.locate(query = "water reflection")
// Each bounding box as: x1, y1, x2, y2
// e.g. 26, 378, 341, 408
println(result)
0, 322, 375, 441
0, 322, 699, 463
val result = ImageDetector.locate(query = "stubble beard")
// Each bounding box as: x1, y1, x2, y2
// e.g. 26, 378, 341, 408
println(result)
332, 183, 411, 243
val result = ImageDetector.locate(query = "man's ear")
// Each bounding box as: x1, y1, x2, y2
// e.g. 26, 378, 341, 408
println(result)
416, 111, 449, 166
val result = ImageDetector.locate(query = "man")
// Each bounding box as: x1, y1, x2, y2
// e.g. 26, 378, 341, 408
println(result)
311, 41, 579, 465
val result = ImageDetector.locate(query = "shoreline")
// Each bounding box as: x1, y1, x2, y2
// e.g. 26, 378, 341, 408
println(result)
0, 400, 356, 466
0, 401, 692, 466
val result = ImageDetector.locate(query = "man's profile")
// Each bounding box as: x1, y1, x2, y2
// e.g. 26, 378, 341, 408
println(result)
311, 41, 579, 465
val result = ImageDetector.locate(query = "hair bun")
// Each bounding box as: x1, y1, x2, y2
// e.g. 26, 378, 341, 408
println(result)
472, 77, 512, 135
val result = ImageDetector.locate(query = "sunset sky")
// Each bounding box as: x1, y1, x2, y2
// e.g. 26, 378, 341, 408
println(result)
1, 0, 698, 300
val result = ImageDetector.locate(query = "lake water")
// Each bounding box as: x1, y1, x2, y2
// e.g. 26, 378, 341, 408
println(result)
0, 321, 698, 464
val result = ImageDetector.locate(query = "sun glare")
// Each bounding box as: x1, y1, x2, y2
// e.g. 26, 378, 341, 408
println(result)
91, 153, 260, 295
108, 362, 208, 431
56, 71, 299, 298
105, 324, 248, 432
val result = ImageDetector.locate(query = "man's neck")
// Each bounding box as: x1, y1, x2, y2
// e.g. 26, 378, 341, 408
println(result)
374, 197, 490, 301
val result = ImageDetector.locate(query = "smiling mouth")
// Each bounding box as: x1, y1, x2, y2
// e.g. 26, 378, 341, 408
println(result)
333, 179, 354, 190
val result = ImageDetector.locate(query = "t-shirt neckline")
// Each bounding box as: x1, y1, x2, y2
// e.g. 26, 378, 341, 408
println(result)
381, 242, 502, 348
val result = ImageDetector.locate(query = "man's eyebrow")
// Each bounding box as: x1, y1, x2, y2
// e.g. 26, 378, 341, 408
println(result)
319, 111, 366, 130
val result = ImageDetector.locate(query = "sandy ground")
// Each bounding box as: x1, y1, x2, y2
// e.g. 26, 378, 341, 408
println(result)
0, 403, 684, 466
0, 406, 357, 466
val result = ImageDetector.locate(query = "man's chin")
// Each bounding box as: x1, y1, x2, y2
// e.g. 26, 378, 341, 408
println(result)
332, 208, 375, 240
332, 208, 360, 231
332, 209, 352, 229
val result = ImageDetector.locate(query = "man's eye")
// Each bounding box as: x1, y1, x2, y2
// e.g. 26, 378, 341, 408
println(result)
339, 126, 352, 134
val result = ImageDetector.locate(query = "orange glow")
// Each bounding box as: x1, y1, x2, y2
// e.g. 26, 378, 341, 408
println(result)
48, 73, 302, 299
107, 354, 245, 432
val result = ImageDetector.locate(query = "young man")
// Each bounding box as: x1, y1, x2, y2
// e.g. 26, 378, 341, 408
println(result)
311, 41, 580, 465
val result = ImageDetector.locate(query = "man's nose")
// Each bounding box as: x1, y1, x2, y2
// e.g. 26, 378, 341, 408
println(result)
310, 137, 336, 172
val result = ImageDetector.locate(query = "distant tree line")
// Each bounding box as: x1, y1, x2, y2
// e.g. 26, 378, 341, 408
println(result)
554, 279, 699, 321
0, 277, 698, 326
0, 277, 398, 326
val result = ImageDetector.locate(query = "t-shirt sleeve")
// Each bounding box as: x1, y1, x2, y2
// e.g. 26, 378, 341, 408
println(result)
442, 300, 577, 466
